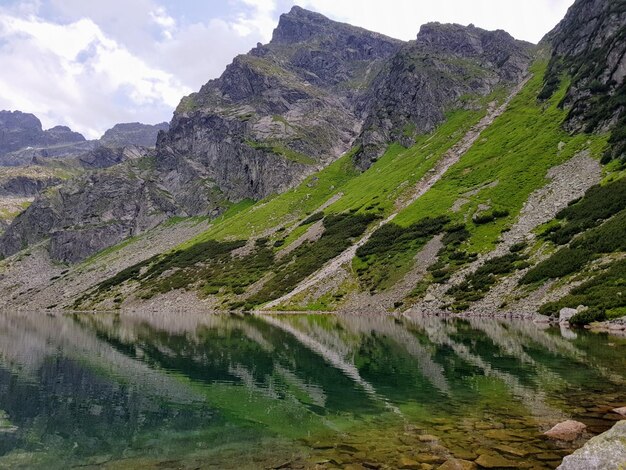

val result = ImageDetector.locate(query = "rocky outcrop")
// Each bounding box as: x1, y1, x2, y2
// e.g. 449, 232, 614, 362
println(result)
0, 158, 183, 263
354, 23, 533, 168
100, 122, 169, 147
0, 111, 86, 164
557, 420, 626, 470
166, 5, 402, 198
542, 0, 626, 162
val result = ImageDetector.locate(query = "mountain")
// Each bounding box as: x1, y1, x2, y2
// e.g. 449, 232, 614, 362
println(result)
0, 0, 623, 328
0, 111, 86, 161
0, 115, 170, 167
540, 0, 626, 163
0, 6, 531, 264
99, 122, 169, 147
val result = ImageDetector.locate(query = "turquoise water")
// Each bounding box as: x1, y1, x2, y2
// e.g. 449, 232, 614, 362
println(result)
0, 311, 624, 469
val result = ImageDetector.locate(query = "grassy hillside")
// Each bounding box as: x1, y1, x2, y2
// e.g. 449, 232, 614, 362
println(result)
72, 59, 623, 320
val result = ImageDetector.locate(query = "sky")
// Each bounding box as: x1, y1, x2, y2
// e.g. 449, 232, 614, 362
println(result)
0, 0, 575, 139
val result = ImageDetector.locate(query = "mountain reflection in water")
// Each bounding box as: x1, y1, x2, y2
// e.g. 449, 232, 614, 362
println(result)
0, 311, 624, 469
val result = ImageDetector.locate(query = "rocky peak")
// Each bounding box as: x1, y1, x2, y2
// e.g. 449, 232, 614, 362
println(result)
100, 122, 169, 147
353, 22, 533, 168
271, 6, 332, 44
0, 110, 86, 162
43, 125, 86, 145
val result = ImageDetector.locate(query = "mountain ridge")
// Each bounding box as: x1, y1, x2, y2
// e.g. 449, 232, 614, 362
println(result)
0, 0, 623, 329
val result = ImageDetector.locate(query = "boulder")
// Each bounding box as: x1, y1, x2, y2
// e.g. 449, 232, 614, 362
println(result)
612, 407, 626, 417
437, 459, 477, 470
544, 420, 586, 441
559, 307, 578, 324
557, 420, 626, 469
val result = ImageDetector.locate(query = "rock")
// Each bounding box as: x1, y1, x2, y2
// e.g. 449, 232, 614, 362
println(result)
494, 444, 530, 458
474, 453, 519, 468
437, 459, 477, 470
353, 23, 532, 168
543, 0, 626, 163
0, 410, 17, 433
560, 324, 578, 339
424, 293, 437, 302
418, 434, 439, 442
544, 420, 586, 441
0, 110, 85, 163
483, 429, 525, 441
557, 420, 626, 470
398, 455, 422, 469
559, 308, 578, 324
612, 407, 626, 416
100, 122, 169, 148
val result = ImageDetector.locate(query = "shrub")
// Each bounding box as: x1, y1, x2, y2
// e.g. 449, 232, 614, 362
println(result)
569, 309, 607, 326
472, 209, 509, 225
300, 212, 324, 226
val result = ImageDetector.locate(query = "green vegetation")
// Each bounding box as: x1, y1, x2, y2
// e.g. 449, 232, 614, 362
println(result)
245, 139, 317, 165
541, 178, 626, 245
447, 252, 529, 308
521, 178, 626, 286
354, 216, 449, 292
393, 61, 608, 258
246, 213, 378, 308
521, 209, 626, 284
539, 258, 626, 324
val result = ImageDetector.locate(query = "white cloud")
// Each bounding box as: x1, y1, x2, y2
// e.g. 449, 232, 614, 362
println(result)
0, 12, 190, 138
233, 0, 278, 40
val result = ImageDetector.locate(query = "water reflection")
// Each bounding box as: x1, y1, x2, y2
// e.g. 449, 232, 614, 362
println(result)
0, 311, 623, 469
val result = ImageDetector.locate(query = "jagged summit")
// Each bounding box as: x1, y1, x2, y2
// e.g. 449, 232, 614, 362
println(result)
0, 110, 86, 161
271, 5, 400, 46
540, 0, 626, 162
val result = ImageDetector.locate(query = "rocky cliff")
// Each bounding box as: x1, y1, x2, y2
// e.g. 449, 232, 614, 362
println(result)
354, 23, 533, 167
541, 0, 626, 163
160, 6, 402, 202
100, 122, 169, 147
0, 111, 86, 164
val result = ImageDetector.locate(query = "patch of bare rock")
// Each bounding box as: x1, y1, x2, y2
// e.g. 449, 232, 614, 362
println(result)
557, 420, 626, 470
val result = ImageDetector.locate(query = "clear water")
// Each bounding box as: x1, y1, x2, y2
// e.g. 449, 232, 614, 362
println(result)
0, 311, 624, 469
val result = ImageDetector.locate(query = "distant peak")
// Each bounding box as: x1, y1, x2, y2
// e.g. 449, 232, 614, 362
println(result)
271, 5, 333, 44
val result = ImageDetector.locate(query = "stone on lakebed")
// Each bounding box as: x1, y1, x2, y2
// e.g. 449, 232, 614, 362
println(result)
544, 420, 586, 441
557, 420, 626, 470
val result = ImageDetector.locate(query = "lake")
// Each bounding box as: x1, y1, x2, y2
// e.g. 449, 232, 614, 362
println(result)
0, 311, 624, 469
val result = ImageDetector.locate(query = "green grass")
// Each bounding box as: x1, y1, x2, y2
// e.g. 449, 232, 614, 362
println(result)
184, 105, 487, 249
245, 139, 317, 165
354, 216, 450, 292
392, 61, 608, 257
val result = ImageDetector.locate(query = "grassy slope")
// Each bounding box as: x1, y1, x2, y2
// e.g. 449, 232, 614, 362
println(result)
76, 97, 492, 308
78, 60, 619, 314
347, 60, 609, 296
393, 61, 607, 253
180, 106, 487, 249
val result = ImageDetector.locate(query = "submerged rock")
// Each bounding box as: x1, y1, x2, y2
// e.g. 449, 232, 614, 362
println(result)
474, 453, 518, 468
437, 458, 477, 470
557, 420, 626, 470
544, 420, 587, 441
613, 407, 626, 417
0, 410, 17, 433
